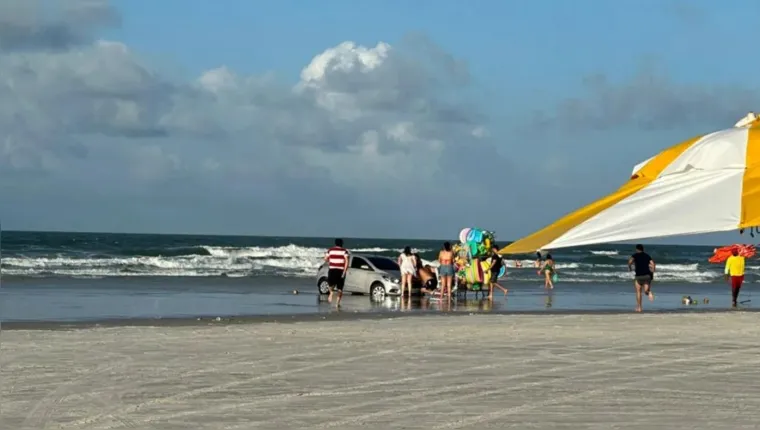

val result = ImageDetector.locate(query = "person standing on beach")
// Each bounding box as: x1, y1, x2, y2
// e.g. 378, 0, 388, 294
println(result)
398, 246, 417, 297
438, 242, 455, 300
534, 251, 544, 268
325, 238, 349, 307
724, 245, 746, 308
628, 244, 655, 312
538, 254, 556, 289
488, 245, 509, 300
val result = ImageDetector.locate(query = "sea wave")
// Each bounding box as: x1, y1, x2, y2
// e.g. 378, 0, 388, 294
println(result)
589, 250, 619, 256
0, 243, 738, 283
0, 245, 431, 279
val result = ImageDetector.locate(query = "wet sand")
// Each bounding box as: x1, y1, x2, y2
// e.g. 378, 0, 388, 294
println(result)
3, 313, 760, 429
1, 276, 745, 322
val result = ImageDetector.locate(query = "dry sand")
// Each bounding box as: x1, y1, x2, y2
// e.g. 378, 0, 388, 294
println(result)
3, 313, 760, 429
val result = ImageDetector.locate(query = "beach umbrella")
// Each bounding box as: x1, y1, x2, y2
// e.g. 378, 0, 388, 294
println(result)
499, 113, 760, 255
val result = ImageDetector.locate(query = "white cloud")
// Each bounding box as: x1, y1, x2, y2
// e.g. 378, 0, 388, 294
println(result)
0, 0, 506, 236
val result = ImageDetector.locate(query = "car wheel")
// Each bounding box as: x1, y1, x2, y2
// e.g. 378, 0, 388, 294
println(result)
369, 282, 386, 302
317, 277, 330, 295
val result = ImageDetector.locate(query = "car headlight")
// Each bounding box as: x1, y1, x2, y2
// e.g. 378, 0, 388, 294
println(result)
382, 276, 400, 284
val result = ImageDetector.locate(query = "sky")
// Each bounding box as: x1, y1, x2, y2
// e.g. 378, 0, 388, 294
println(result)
2, 0, 760, 244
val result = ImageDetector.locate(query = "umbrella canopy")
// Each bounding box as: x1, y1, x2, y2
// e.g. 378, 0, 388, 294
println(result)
500, 114, 760, 255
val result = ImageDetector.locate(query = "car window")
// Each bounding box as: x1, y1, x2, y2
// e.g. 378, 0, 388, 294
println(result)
350, 256, 371, 270
367, 257, 400, 271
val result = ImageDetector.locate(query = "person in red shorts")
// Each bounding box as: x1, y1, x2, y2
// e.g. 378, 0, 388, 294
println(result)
724, 245, 746, 308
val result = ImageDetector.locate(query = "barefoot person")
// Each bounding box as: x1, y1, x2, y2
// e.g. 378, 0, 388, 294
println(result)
724, 245, 746, 308
324, 238, 349, 307
538, 254, 556, 290
397, 246, 417, 297
628, 244, 655, 312
438, 242, 455, 300
534, 251, 543, 268
487, 245, 508, 300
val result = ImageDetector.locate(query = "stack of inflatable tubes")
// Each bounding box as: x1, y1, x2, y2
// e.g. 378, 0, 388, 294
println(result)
454, 228, 506, 288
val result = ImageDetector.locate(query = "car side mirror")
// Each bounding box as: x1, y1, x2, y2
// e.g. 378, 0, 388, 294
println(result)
361, 265, 370, 270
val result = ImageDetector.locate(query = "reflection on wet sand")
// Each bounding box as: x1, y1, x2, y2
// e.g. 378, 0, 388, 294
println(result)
317, 293, 502, 314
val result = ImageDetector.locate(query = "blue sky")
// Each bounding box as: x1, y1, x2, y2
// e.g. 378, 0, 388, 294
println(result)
2, 0, 760, 244
107, 0, 757, 91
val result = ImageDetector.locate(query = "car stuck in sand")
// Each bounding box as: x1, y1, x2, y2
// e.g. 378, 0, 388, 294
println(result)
316, 254, 418, 301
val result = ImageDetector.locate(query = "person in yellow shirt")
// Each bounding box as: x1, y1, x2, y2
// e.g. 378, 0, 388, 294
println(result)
724, 245, 746, 308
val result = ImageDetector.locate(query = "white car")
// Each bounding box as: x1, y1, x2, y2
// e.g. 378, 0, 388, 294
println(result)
316, 254, 404, 301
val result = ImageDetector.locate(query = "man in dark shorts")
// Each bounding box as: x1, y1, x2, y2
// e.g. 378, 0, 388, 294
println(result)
628, 244, 656, 312
488, 245, 509, 300
324, 238, 349, 307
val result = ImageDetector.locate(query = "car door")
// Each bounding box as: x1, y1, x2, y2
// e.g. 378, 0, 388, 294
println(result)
345, 256, 372, 293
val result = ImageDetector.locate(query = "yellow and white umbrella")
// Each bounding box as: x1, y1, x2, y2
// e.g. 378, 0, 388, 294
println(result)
500, 113, 760, 255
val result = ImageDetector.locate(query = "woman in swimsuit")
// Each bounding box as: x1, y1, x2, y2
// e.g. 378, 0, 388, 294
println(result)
438, 242, 455, 299
398, 246, 417, 297
538, 253, 556, 290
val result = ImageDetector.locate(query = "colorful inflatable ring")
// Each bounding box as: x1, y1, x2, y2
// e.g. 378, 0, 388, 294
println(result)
466, 229, 476, 243
459, 228, 471, 244
473, 230, 483, 243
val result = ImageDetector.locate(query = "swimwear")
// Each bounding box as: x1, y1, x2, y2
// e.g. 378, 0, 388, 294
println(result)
634, 274, 652, 286
542, 263, 554, 274
490, 269, 500, 282
438, 250, 455, 277
327, 268, 345, 290
438, 264, 455, 277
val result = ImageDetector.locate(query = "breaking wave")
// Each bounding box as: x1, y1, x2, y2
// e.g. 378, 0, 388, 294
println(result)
0, 243, 736, 283
1, 245, 432, 279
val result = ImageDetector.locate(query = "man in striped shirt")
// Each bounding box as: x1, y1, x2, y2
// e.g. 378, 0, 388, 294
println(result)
325, 238, 350, 306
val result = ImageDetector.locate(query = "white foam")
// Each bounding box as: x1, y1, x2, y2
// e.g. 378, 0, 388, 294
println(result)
589, 250, 619, 256
0, 243, 740, 283
1, 245, 432, 279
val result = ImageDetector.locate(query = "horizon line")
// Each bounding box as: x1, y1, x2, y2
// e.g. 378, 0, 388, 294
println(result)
0, 228, 744, 249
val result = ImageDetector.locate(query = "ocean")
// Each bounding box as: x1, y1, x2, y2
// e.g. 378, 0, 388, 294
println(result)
0, 231, 754, 322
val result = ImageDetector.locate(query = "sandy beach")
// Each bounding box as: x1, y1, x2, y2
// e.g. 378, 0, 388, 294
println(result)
3, 313, 760, 429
